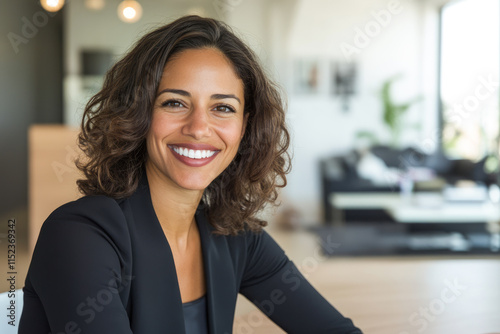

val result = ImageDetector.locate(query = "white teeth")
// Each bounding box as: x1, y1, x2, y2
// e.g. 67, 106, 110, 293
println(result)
172, 146, 217, 159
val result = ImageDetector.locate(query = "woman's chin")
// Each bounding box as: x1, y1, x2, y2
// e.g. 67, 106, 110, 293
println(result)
175, 178, 212, 192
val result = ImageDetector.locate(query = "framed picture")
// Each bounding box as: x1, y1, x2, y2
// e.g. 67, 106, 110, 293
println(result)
331, 61, 357, 111
293, 59, 321, 94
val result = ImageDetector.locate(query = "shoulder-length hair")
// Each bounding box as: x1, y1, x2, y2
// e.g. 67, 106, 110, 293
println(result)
77, 15, 290, 235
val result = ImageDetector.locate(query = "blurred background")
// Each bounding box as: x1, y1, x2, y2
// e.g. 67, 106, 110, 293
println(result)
1, 0, 500, 333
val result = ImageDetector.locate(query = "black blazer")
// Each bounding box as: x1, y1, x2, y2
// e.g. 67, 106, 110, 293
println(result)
19, 174, 362, 333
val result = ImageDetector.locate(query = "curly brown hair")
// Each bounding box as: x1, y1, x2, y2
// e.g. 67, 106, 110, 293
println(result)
77, 15, 291, 235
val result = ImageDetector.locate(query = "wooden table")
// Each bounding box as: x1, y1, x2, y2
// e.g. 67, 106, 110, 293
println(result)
233, 229, 500, 334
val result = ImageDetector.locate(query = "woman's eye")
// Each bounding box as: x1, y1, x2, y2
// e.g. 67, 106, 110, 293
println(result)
214, 105, 236, 113
161, 100, 185, 108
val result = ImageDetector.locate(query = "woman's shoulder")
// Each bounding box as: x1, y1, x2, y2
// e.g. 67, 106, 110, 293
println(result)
48, 194, 123, 221
31, 195, 133, 266
41, 194, 130, 240
51, 194, 121, 213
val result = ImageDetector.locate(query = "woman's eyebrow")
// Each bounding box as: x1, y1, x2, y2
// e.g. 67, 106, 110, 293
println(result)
211, 94, 241, 104
157, 88, 190, 97
157, 89, 241, 104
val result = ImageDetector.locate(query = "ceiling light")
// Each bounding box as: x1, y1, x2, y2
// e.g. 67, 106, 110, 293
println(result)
40, 0, 65, 12
117, 1, 142, 23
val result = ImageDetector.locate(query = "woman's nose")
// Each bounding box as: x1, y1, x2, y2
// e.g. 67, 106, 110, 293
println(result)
182, 106, 211, 139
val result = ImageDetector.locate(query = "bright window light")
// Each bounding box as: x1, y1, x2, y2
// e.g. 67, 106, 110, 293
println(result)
440, 0, 500, 160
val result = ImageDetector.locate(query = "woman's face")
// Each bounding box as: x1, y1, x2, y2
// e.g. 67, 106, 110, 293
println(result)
146, 48, 247, 191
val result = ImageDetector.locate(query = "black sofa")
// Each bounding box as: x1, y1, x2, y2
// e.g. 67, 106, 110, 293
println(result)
320, 145, 496, 223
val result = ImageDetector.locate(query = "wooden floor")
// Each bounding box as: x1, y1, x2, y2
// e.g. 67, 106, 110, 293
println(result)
2, 212, 499, 334
233, 229, 500, 334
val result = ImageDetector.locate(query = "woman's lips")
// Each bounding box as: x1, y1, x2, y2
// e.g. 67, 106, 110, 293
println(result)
168, 144, 220, 167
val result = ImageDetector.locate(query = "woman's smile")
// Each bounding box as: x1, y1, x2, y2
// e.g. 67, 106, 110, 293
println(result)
168, 143, 220, 167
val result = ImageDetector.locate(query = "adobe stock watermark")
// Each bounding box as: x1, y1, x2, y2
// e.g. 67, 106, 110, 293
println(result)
414, 73, 498, 156
54, 271, 135, 334
340, 0, 404, 61
444, 74, 499, 127
7, 1, 69, 55
399, 278, 467, 334
213, 0, 244, 19
52, 145, 81, 183
232, 236, 341, 334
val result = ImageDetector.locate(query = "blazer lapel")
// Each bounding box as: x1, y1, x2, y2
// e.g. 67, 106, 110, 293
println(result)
124, 174, 186, 333
196, 209, 238, 334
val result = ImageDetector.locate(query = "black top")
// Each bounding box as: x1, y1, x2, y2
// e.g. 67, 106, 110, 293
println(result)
183, 295, 208, 334
19, 173, 362, 333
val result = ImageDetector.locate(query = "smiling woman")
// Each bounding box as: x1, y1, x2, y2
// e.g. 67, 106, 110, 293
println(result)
18, 15, 363, 334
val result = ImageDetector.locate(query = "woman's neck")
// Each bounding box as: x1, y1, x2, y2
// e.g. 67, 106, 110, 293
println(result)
145, 162, 203, 249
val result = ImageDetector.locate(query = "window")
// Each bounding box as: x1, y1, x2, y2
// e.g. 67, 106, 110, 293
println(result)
440, 0, 499, 161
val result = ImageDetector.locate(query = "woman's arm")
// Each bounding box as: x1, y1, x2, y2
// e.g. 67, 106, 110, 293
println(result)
19, 198, 133, 334
239, 230, 363, 334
